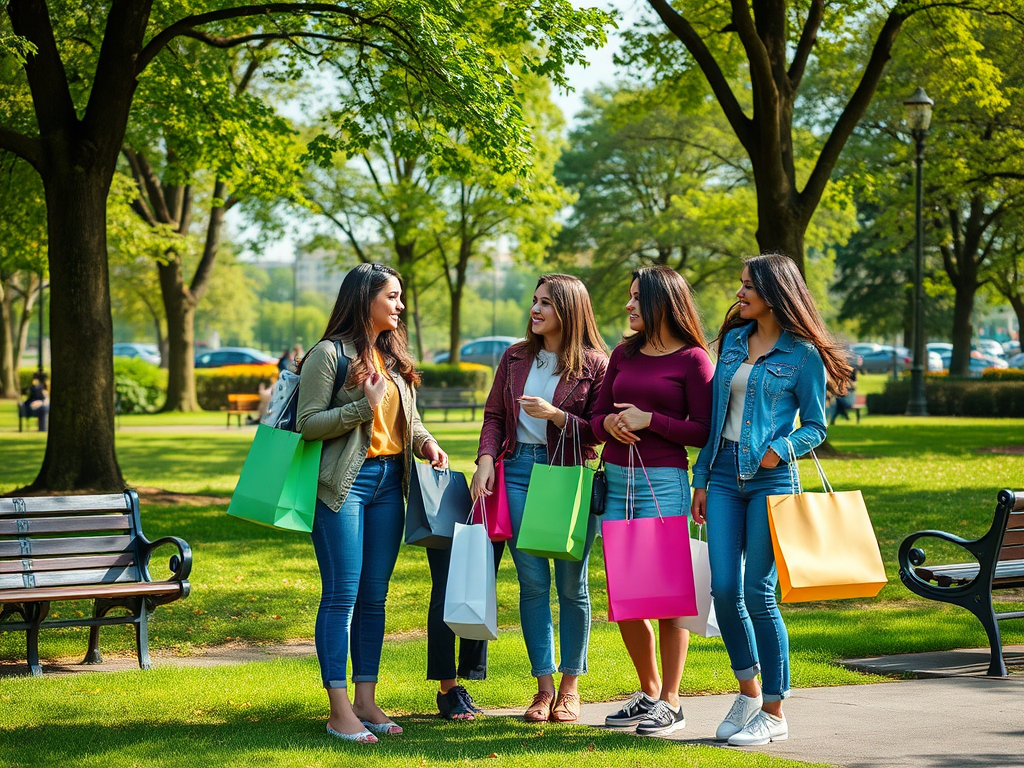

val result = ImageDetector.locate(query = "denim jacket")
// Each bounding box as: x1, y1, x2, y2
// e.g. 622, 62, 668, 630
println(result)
691, 323, 827, 490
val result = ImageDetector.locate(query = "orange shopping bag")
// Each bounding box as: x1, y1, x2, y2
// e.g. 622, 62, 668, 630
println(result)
766, 442, 887, 603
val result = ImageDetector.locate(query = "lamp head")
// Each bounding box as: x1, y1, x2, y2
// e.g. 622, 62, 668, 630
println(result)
904, 87, 934, 132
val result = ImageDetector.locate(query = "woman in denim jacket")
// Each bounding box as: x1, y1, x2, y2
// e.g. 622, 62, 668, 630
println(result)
691, 254, 851, 747
471, 273, 608, 724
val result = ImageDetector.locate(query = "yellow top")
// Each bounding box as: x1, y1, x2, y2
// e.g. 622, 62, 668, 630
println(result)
367, 349, 405, 458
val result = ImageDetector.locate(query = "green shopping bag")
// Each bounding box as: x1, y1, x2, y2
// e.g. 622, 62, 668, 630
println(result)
516, 462, 594, 560
227, 424, 322, 533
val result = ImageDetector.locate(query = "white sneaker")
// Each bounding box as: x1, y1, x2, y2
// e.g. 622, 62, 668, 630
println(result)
727, 710, 788, 746
715, 693, 763, 741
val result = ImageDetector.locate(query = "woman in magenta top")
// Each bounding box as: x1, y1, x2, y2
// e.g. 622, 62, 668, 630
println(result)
591, 265, 714, 737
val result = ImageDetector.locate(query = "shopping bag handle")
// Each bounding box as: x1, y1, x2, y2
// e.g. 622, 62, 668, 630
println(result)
625, 443, 664, 522
551, 416, 584, 468
469, 494, 489, 528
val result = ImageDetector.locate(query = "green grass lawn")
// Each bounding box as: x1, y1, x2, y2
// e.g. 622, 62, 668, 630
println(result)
1, 407, 1022, 767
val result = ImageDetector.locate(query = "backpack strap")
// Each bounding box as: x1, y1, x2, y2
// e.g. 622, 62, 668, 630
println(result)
332, 340, 350, 401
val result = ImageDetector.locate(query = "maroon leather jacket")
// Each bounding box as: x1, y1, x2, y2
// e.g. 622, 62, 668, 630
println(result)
477, 343, 608, 466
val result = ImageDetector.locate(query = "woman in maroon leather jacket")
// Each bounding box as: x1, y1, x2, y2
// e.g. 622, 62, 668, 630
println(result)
470, 273, 608, 724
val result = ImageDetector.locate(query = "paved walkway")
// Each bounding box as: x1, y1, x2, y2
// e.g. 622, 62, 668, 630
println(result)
5, 644, 1023, 767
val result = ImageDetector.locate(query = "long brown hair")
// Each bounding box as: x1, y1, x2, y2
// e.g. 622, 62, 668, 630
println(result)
622, 265, 709, 357
517, 273, 608, 377
715, 253, 852, 396
311, 262, 420, 386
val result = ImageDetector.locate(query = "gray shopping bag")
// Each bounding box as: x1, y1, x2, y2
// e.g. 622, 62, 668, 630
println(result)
404, 462, 472, 548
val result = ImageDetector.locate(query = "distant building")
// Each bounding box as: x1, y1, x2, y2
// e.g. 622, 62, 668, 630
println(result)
296, 247, 348, 299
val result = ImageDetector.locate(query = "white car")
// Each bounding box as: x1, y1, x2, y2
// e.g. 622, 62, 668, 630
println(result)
974, 339, 1006, 359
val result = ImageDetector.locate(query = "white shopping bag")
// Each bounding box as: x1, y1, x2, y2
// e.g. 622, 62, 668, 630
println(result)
443, 522, 498, 641
672, 526, 720, 637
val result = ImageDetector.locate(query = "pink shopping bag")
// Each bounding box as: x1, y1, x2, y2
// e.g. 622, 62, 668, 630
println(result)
472, 455, 513, 542
602, 444, 697, 622
604, 515, 697, 621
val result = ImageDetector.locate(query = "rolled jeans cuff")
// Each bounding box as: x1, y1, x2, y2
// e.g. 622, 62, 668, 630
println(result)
350, 674, 378, 684
531, 665, 558, 678
733, 663, 760, 681
558, 665, 586, 676
763, 690, 790, 703
325, 679, 347, 690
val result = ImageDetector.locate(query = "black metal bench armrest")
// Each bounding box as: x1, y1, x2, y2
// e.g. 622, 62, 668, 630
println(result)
140, 536, 193, 582
898, 529, 984, 597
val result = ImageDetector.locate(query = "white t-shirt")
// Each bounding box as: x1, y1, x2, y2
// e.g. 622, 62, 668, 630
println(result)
516, 350, 561, 445
722, 362, 753, 442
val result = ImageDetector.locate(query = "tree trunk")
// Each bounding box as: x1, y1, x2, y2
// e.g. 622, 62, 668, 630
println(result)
754, 201, 806, 271
1009, 294, 1024, 346
15, 275, 39, 373
24, 172, 123, 492
0, 286, 17, 398
158, 257, 199, 412
949, 281, 977, 377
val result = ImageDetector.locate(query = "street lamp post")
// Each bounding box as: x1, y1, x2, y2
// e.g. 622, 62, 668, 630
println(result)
904, 87, 933, 417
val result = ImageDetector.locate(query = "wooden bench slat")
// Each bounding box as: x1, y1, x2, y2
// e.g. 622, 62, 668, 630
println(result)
1007, 511, 1024, 529
0, 494, 128, 516
0, 535, 134, 558
0, 553, 136, 575
0, 565, 140, 591
0, 580, 182, 603
999, 544, 1024, 561
915, 559, 1024, 584
0, 515, 132, 535
1001, 528, 1024, 546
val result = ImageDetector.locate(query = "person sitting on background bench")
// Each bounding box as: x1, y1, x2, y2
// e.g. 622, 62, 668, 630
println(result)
833, 364, 859, 423
21, 370, 49, 431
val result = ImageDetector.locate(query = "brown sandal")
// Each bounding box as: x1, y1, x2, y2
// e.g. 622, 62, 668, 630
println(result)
524, 691, 554, 722
550, 691, 580, 723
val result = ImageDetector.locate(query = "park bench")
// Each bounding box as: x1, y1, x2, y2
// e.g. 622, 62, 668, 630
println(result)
831, 392, 867, 425
898, 488, 1024, 676
418, 387, 482, 421
0, 490, 192, 676
15, 399, 47, 432
226, 393, 261, 427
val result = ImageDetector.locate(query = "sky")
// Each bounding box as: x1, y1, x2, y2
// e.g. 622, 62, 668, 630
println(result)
231, 0, 645, 265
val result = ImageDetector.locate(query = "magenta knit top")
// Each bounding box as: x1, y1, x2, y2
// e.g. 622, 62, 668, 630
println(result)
590, 343, 714, 469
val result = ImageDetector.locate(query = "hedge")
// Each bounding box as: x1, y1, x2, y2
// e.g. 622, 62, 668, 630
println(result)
196, 366, 277, 411
867, 378, 1024, 417
20, 361, 167, 414
418, 363, 492, 391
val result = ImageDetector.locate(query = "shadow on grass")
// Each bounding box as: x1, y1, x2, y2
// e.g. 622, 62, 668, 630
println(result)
2, 714, 689, 767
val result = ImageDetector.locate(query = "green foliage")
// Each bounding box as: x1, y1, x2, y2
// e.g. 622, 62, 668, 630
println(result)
869, 378, 1024, 417
418, 363, 492, 390
112, 358, 167, 414
194, 370, 272, 411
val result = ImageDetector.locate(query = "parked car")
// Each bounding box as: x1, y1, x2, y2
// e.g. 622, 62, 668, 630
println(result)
926, 341, 953, 355
433, 336, 521, 367
849, 342, 883, 360
1008, 352, 1024, 369
113, 342, 161, 365
194, 347, 277, 368
938, 352, 1007, 376
1002, 340, 1020, 356
974, 339, 1006, 359
857, 345, 941, 374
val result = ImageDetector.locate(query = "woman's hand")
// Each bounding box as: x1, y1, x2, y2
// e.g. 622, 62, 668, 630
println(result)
421, 440, 449, 470
614, 403, 653, 431
691, 488, 707, 525
362, 371, 387, 410
760, 447, 781, 468
603, 412, 639, 444
518, 396, 561, 422
470, 455, 495, 501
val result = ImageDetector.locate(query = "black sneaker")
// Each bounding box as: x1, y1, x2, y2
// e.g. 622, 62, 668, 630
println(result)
437, 685, 482, 720
635, 700, 686, 736
604, 690, 658, 728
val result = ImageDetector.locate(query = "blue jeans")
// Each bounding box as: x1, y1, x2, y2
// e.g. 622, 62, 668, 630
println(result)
504, 443, 597, 677
601, 462, 691, 533
310, 456, 405, 689
706, 440, 793, 702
